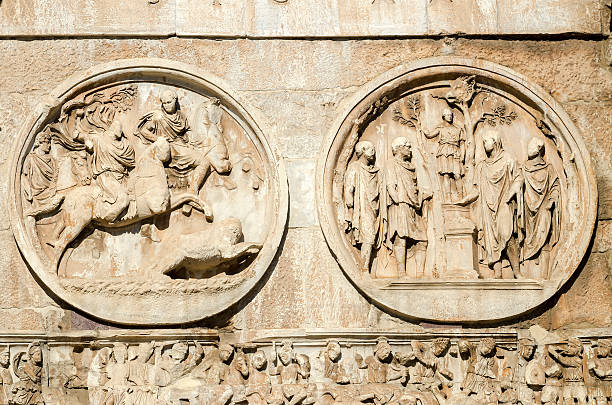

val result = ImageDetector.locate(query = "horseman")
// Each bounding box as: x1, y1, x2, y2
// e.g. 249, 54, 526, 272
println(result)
135, 90, 231, 217
73, 119, 135, 222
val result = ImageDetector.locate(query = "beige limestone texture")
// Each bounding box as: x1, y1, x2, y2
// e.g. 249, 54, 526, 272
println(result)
0, 38, 610, 332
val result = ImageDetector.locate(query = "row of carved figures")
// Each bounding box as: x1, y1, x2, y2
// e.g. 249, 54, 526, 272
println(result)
2, 336, 611, 404
345, 128, 560, 280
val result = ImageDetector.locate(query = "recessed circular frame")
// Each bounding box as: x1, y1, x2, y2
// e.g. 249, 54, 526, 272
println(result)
316, 57, 597, 323
9, 59, 288, 326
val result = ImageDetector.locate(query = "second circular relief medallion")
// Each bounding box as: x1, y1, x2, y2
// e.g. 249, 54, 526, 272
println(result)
317, 57, 597, 322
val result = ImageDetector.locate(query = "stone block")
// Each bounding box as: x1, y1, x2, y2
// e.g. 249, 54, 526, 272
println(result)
248, 0, 427, 37
176, 0, 248, 37
427, 0, 497, 35
0, 0, 176, 37
286, 159, 317, 228
497, 0, 602, 35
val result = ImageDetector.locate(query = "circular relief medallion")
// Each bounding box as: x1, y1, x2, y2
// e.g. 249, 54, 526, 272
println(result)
317, 57, 597, 322
10, 59, 287, 325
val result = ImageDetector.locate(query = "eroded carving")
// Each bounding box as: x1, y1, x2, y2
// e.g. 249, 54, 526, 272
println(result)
318, 57, 597, 322
10, 60, 287, 325
1, 332, 610, 405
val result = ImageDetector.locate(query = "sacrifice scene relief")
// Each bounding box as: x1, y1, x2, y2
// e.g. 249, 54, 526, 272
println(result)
340, 76, 567, 281
19, 83, 267, 285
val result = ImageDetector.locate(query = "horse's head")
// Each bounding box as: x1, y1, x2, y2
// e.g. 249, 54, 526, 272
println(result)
153, 137, 171, 163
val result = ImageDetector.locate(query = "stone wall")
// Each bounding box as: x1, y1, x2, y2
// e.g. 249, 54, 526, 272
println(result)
0, 1, 610, 404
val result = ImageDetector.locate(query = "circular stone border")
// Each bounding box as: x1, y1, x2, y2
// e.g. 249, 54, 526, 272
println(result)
9, 58, 288, 326
316, 57, 597, 323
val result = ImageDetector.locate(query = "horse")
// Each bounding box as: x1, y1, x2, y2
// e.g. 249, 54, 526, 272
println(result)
47, 137, 210, 272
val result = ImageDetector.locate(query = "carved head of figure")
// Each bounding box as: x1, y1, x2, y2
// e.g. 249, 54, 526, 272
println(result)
112, 343, 128, 365
563, 338, 583, 357
219, 343, 235, 364
106, 120, 124, 140
482, 130, 502, 157
137, 343, 155, 364
0, 346, 9, 368
519, 338, 536, 361
326, 340, 342, 362
170, 342, 189, 362
374, 339, 393, 363
478, 338, 496, 357
218, 217, 244, 247
34, 130, 52, 155
432, 338, 451, 357
278, 341, 294, 366
296, 354, 311, 380
161, 90, 179, 115
252, 349, 268, 371
527, 137, 545, 160
445, 75, 476, 105
595, 340, 612, 358
457, 339, 472, 358
391, 137, 412, 161
355, 141, 376, 165
27, 343, 43, 366
442, 108, 454, 124
234, 349, 249, 378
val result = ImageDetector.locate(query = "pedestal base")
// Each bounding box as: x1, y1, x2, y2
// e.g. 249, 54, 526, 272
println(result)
443, 204, 479, 279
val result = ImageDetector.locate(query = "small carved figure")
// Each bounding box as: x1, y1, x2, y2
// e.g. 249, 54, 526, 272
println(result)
355, 338, 397, 384
587, 339, 612, 405
519, 137, 561, 279
270, 341, 310, 405
224, 348, 249, 386
193, 342, 234, 385
9, 343, 43, 405
462, 338, 499, 403
0, 346, 13, 405
424, 108, 466, 202
411, 338, 453, 401
246, 350, 271, 405
513, 338, 541, 405
321, 340, 350, 384
344, 141, 381, 272
21, 129, 63, 217
104, 343, 130, 405
157, 341, 205, 386
126, 342, 157, 405
383, 137, 431, 278
87, 347, 112, 405
461, 130, 522, 279
73, 119, 136, 222
547, 338, 587, 405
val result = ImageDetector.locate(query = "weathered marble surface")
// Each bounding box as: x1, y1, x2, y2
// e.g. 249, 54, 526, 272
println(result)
0, 0, 605, 38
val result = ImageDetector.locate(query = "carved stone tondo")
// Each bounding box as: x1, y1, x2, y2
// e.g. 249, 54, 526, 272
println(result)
317, 57, 597, 322
9, 59, 288, 325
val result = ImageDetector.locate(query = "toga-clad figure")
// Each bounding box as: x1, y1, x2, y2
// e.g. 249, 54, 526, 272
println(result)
424, 108, 466, 202
520, 137, 560, 279
384, 137, 431, 278
462, 130, 522, 279
344, 141, 380, 272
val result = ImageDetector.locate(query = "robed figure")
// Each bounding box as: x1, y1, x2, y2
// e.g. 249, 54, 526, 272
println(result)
21, 130, 60, 215
344, 141, 380, 272
383, 137, 430, 278
471, 130, 522, 279
520, 138, 560, 279
76, 120, 135, 222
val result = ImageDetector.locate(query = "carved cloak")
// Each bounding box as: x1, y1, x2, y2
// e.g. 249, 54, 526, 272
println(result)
344, 161, 380, 246
476, 150, 520, 265
521, 160, 560, 261
21, 152, 57, 207
384, 157, 427, 245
